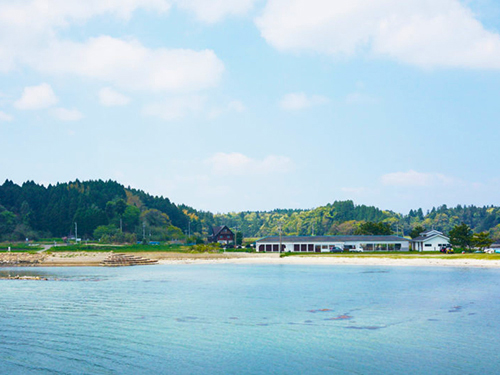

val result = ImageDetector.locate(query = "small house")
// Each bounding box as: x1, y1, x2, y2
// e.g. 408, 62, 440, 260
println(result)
208, 225, 235, 245
411, 229, 450, 251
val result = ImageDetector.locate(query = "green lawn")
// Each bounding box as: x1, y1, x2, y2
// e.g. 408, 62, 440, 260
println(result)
0, 243, 43, 252
48, 244, 191, 252
280, 251, 500, 260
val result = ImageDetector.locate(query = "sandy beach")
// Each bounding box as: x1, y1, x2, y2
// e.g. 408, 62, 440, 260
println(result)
2, 251, 500, 268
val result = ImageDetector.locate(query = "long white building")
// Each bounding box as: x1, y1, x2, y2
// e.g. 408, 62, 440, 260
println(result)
255, 235, 410, 252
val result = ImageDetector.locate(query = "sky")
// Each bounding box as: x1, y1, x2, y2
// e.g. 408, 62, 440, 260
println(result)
1, 0, 500, 214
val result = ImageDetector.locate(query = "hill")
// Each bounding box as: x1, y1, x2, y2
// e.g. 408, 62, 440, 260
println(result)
1, 179, 500, 242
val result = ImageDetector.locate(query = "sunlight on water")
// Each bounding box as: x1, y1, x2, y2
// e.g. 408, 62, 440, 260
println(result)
1, 265, 499, 374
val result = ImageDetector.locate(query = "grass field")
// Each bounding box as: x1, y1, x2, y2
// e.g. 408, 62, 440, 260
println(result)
0, 243, 43, 252
47, 244, 191, 253
280, 251, 500, 260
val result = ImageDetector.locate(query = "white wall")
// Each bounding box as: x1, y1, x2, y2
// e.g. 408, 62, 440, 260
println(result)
256, 240, 410, 252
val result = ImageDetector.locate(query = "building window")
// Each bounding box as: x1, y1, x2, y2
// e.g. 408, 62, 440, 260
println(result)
294, 244, 300, 252
425, 244, 432, 247
308, 244, 314, 252
301, 244, 307, 252
273, 244, 279, 252
395, 243, 401, 250
259, 245, 264, 252
266, 244, 272, 252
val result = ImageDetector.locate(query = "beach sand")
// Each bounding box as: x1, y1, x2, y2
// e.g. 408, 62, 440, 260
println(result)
1, 252, 499, 268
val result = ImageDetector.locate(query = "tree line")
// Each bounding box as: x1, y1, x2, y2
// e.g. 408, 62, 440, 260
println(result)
1, 179, 500, 244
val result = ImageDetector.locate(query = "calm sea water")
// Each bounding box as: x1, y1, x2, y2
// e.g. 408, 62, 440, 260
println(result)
1, 264, 499, 374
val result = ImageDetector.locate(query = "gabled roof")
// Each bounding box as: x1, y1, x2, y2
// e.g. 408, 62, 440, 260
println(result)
420, 229, 444, 237
412, 233, 449, 242
211, 225, 233, 237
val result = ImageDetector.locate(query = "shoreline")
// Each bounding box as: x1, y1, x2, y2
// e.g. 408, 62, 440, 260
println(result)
1, 252, 500, 268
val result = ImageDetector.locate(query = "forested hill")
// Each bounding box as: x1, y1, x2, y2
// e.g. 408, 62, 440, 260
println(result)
212, 202, 500, 240
1, 179, 500, 242
0, 179, 195, 241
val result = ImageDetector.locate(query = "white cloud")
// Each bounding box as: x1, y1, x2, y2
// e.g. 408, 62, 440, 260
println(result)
98, 87, 131, 107
256, 0, 500, 69
0, 110, 13, 121
175, 0, 258, 23
0, 3, 224, 92
51, 107, 83, 121
143, 95, 205, 120
0, 1, 171, 72
205, 152, 294, 176
279, 92, 329, 110
29, 37, 224, 92
208, 99, 246, 118
381, 170, 455, 187
227, 100, 246, 112
14, 83, 58, 110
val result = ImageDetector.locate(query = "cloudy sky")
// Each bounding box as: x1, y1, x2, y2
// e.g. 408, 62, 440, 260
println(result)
1, 0, 500, 214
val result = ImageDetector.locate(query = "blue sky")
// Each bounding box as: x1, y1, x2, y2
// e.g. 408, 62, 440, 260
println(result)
1, 0, 500, 214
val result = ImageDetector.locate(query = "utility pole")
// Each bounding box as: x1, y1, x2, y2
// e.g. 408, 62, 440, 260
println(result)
74, 222, 78, 245
142, 221, 146, 242
278, 222, 283, 253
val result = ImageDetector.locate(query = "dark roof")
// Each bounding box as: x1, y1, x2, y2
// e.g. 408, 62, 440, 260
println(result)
412, 233, 449, 242
256, 235, 410, 243
211, 225, 233, 237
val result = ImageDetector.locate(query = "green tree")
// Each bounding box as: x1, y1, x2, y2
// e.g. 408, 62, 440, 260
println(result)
472, 232, 494, 251
409, 225, 424, 239
449, 223, 473, 250
0, 208, 17, 239
114, 199, 127, 216
236, 231, 243, 246
355, 221, 392, 235
122, 205, 140, 232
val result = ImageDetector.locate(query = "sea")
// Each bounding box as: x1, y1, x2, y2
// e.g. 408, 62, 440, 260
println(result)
1, 264, 499, 374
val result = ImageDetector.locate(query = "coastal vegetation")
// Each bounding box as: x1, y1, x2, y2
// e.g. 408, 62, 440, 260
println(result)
1, 179, 500, 245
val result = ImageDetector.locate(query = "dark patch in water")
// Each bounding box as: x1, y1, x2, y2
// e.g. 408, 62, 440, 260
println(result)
308, 308, 333, 313
449, 306, 462, 313
229, 317, 238, 320
428, 319, 439, 321
175, 317, 197, 323
326, 315, 353, 321
345, 325, 385, 330
468, 313, 476, 316
256, 323, 269, 326
361, 270, 389, 274
304, 320, 313, 324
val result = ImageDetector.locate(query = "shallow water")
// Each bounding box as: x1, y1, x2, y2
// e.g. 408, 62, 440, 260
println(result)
1, 265, 499, 374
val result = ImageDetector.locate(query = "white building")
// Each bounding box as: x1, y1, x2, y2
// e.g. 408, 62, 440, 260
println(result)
255, 235, 410, 253
411, 229, 450, 251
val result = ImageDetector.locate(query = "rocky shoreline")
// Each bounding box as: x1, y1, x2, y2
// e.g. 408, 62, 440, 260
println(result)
0, 275, 49, 280
0, 253, 46, 266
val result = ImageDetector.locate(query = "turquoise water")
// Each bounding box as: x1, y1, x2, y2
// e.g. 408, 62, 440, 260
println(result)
1, 265, 499, 374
